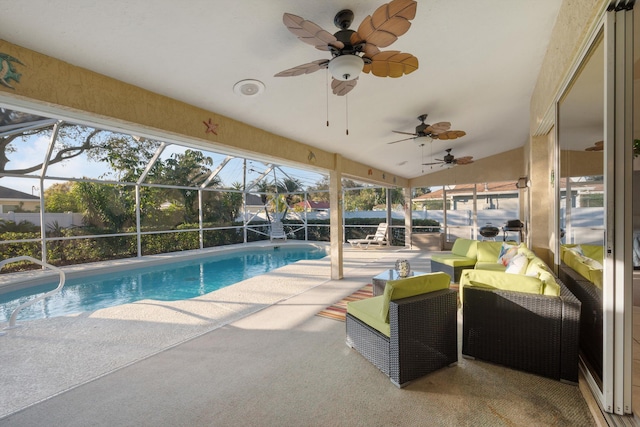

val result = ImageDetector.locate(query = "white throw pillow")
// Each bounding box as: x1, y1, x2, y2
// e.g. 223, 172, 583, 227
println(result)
567, 245, 584, 256
505, 254, 529, 275
583, 257, 603, 270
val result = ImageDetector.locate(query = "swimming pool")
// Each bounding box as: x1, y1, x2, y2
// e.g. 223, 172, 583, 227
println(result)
0, 245, 328, 322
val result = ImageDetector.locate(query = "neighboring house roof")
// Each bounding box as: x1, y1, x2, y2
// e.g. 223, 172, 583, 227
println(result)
0, 185, 39, 201
245, 193, 265, 206
293, 200, 330, 210
413, 181, 519, 200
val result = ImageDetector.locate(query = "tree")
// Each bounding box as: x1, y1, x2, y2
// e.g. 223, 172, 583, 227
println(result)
73, 181, 135, 232
276, 177, 303, 206
1, 115, 166, 181
158, 149, 218, 223
44, 182, 81, 212
254, 180, 275, 204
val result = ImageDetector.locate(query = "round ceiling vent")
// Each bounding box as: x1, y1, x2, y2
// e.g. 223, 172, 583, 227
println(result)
233, 79, 265, 97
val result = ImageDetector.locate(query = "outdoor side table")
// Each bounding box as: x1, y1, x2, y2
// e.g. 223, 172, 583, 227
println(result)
371, 269, 428, 296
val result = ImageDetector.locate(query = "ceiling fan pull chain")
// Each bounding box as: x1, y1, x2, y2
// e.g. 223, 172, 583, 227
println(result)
345, 94, 349, 135
326, 69, 330, 127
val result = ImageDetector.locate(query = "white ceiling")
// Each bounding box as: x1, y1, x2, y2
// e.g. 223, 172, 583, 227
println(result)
0, 0, 563, 179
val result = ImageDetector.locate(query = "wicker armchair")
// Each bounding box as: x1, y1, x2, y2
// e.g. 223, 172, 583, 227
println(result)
462, 280, 581, 383
346, 284, 458, 388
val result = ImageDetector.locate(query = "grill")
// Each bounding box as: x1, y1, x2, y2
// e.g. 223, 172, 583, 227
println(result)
479, 225, 500, 240
502, 220, 524, 242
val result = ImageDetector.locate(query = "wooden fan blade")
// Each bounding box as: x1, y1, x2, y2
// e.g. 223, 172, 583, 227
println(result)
455, 156, 474, 165
387, 136, 416, 144
392, 130, 417, 136
433, 130, 466, 140
425, 122, 451, 134
358, 43, 381, 59
364, 51, 418, 77
422, 161, 442, 166
274, 59, 329, 77
331, 77, 358, 96
353, 0, 417, 48
283, 13, 345, 50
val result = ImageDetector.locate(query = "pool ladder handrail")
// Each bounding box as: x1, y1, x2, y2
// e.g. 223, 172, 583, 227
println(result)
0, 256, 66, 333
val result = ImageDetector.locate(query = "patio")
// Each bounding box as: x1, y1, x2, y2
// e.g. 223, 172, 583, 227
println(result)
0, 245, 598, 426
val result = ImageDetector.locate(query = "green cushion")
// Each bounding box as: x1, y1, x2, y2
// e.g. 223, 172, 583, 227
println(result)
538, 271, 561, 296
347, 296, 390, 337
380, 272, 451, 322
568, 253, 603, 289
525, 257, 550, 277
474, 262, 507, 272
518, 245, 537, 260
476, 241, 504, 263
459, 269, 544, 295
562, 244, 603, 264
589, 269, 603, 289
431, 254, 477, 267
451, 238, 478, 259
581, 245, 603, 263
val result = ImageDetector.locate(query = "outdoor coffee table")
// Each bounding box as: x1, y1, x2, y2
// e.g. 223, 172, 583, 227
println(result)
372, 269, 428, 296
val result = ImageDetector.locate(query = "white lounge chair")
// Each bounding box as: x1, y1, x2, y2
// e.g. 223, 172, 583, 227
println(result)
270, 221, 287, 241
348, 223, 389, 249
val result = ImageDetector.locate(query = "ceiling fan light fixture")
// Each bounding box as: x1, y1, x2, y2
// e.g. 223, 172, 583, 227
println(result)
328, 55, 364, 81
415, 135, 433, 144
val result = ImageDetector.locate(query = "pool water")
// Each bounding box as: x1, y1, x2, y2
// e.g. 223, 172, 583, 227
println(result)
0, 246, 327, 322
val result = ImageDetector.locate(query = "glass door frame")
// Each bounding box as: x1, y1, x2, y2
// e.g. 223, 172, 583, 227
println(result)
553, 3, 634, 415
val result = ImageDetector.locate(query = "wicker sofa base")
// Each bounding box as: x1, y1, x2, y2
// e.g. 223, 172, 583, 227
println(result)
346, 289, 458, 387
462, 284, 581, 383
558, 262, 603, 381
430, 260, 468, 283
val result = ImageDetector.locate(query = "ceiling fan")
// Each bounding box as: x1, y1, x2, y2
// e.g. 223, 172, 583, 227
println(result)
387, 114, 466, 144
585, 140, 603, 151
274, 0, 419, 96
423, 148, 474, 166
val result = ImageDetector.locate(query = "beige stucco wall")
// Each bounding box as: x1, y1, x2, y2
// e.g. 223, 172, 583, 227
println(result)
0, 39, 407, 189
530, 0, 608, 135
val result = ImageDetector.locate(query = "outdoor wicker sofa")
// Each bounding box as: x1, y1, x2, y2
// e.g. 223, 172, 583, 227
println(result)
345, 273, 458, 387
461, 275, 581, 383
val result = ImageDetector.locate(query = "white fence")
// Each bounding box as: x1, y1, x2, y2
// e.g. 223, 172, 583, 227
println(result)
0, 212, 84, 229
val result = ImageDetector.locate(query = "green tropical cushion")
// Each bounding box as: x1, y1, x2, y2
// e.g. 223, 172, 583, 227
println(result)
431, 254, 477, 267
451, 238, 478, 259
538, 271, 561, 296
474, 262, 507, 272
459, 269, 544, 295
518, 245, 537, 260
525, 257, 551, 277
581, 245, 604, 263
380, 272, 451, 322
476, 241, 504, 263
347, 296, 390, 337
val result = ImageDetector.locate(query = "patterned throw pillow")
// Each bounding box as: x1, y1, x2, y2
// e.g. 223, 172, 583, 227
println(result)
497, 242, 518, 266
